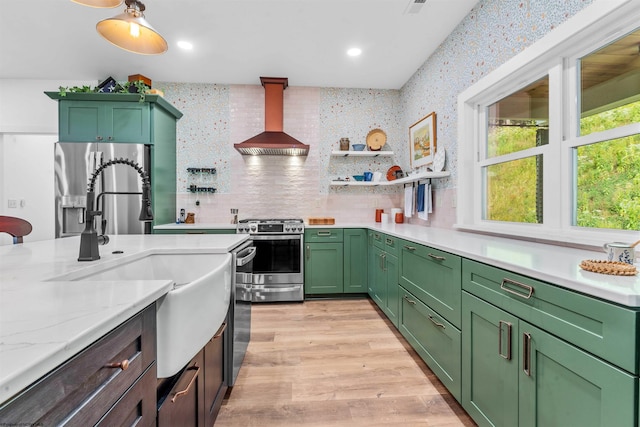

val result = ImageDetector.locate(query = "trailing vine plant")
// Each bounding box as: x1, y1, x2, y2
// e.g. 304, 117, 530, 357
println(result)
58, 80, 149, 102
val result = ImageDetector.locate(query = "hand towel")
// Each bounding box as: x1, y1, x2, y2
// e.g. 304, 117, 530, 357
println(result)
404, 186, 413, 218
418, 183, 430, 220
416, 184, 425, 212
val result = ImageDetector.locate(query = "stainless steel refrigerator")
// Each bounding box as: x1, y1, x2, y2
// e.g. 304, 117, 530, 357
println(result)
54, 142, 152, 238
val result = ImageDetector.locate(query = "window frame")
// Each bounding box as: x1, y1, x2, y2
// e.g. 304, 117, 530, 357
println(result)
456, 0, 640, 247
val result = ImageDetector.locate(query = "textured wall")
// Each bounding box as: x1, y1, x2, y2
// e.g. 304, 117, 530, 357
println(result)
401, 0, 594, 228
159, 0, 595, 226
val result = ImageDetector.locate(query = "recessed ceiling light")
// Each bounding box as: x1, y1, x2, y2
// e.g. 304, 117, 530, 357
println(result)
347, 47, 362, 57
177, 41, 193, 50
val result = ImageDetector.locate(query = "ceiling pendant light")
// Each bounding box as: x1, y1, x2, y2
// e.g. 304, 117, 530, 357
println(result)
71, 0, 123, 7
96, 0, 168, 55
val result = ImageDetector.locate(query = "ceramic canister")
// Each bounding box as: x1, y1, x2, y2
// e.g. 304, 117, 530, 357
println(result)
603, 242, 635, 264
375, 209, 384, 222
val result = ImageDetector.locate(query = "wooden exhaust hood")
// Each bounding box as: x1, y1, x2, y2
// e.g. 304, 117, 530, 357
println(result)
234, 77, 310, 156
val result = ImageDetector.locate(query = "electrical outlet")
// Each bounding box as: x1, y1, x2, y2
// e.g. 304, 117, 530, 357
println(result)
8, 199, 17, 208
452, 197, 457, 208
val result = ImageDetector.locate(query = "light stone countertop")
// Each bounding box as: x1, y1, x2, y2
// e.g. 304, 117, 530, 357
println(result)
308, 222, 640, 307
0, 233, 249, 404
155, 221, 640, 307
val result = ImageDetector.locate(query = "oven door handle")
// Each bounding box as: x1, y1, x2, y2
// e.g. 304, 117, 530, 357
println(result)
252, 285, 302, 293
251, 234, 302, 241
236, 246, 257, 267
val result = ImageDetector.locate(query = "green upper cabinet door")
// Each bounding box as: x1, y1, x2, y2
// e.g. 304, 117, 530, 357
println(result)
59, 100, 151, 143
344, 229, 368, 293
304, 242, 344, 294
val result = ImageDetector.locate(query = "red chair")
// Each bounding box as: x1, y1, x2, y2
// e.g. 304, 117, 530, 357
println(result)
0, 216, 33, 244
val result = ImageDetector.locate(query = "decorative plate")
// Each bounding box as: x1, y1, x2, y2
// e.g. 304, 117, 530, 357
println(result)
386, 165, 402, 181
366, 128, 387, 151
432, 148, 445, 172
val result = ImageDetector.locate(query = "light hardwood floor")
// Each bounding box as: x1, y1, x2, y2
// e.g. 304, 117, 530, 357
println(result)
215, 298, 476, 427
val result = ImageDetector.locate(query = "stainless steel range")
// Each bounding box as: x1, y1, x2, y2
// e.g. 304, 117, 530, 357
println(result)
237, 218, 304, 302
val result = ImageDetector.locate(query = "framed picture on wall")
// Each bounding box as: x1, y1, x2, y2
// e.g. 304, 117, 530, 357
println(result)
409, 112, 437, 168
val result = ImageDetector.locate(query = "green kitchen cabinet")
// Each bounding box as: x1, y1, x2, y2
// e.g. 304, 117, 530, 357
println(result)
462, 258, 638, 374
57, 100, 151, 143
344, 229, 368, 292
46, 92, 183, 229
305, 228, 369, 296
305, 228, 344, 294
369, 233, 399, 326
399, 286, 461, 401
462, 291, 636, 427
304, 242, 344, 294
399, 240, 462, 328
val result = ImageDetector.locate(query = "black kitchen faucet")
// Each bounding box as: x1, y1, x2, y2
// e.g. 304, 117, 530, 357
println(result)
78, 158, 153, 261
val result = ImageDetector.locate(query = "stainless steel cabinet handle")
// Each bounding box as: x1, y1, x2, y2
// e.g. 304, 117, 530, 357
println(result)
403, 245, 416, 251
428, 315, 445, 329
523, 332, 532, 376
385, 238, 393, 245
316, 231, 332, 237
501, 278, 534, 299
96, 136, 103, 141
403, 295, 416, 305
498, 320, 512, 360
382, 253, 387, 271
428, 253, 445, 261
374, 233, 380, 239
306, 244, 310, 260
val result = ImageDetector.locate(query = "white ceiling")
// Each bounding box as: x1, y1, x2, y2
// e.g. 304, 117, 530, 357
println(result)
0, 0, 478, 90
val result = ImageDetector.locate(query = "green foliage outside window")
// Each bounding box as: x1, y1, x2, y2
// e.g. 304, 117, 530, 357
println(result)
576, 100, 640, 230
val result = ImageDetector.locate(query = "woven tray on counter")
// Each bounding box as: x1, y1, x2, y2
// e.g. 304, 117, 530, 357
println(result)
580, 259, 637, 276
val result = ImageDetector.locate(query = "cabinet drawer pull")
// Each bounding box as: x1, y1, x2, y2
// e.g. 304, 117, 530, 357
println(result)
428, 253, 445, 261
403, 245, 416, 251
171, 365, 201, 403
105, 359, 130, 371
403, 295, 416, 305
385, 238, 394, 246
501, 278, 534, 299
498, 320, 512, 360
382, 253, 387, 271
428, 315, 445, 329
523, 333, 532, 376
374, 233, 380, 239
316, 231, 332, 237
213, 322, 227, 339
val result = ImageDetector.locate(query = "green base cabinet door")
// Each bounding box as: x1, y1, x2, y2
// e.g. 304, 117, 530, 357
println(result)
462, 292, 519, 426
463, 292, 636, 427
370, 245, 385, 308
383, 253, 399, 327
344, 229, 368, 293
519, 320, 636, 427
400, 286, 461, 401
304, 242, 344, 294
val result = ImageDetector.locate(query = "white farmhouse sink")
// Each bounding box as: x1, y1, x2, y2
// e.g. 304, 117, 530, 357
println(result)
51, 252, 232, 378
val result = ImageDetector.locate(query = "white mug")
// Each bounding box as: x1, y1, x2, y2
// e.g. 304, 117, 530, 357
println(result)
372, 172, 382, 182
603, 242, 635, 264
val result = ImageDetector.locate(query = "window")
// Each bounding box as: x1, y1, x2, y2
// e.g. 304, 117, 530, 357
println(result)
457, 2, 640, 246
574, 28, 640, 230
484, 77, 548, 224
